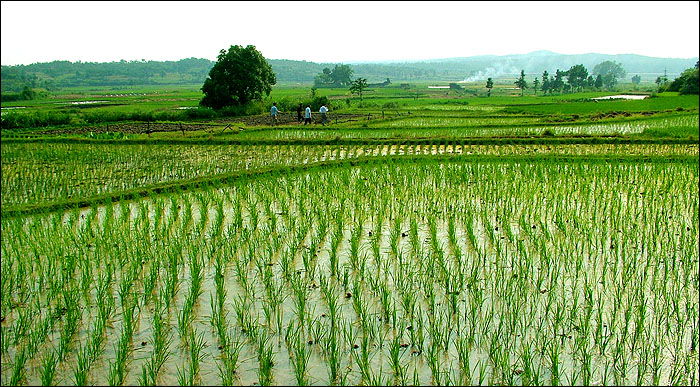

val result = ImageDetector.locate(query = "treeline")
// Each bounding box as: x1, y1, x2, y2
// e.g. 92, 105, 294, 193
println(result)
1, 58, 214, 92
656, 62, 699, 95
501, 60, 698, 95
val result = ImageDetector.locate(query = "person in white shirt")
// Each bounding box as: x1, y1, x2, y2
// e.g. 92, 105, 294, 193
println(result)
304, 105, 312, 125
319, 104, 329, 125
270, 102, 279, 126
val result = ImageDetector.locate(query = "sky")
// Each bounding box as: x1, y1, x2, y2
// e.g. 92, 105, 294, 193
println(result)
1, 1, 698, 66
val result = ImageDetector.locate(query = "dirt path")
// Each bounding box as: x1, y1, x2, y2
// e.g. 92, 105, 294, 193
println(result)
34, 113, 370, 135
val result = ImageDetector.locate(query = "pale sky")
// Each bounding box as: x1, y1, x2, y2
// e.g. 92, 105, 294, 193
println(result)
1, 1, 698, 66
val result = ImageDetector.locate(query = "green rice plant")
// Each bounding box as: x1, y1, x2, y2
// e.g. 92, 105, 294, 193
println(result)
217, 335, 243, 386
352, 332, 373, 384
455, 328, 472, 384
187, 328, 207, 385
140, 299, 172, 386
256, 331, 275, 386
388, 332, 407, 384
40, 350, 59, 386
425, 336, 443, 385
9, 347, 27, 386
175, 362, 194, 387
288, 321, 311, 386
290, 274, 310, 326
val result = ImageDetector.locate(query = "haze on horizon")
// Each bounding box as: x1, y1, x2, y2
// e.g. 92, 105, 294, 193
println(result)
1, 1, 698, 67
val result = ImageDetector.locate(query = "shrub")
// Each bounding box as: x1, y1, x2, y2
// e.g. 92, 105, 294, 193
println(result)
187, 107, 217, 119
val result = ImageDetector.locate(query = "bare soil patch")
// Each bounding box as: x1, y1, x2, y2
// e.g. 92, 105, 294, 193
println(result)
34, 113, 369, 135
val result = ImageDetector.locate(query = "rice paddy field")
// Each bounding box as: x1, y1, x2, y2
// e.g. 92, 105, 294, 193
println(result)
1, 86, 698, 386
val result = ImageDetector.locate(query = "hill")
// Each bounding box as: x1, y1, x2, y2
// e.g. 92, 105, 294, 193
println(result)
1, 51, 696, 93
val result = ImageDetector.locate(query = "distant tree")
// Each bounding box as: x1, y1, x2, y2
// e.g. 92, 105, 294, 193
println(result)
486, 77, 494, 96
514, 70, 528, 96
566, 64, 588, 92
595, 74, 603, 90
631, 74, 641, 85
314, 64, 355, 87
533, 77, 539, 95
593, 61, 626, 90
551, 69, 565, 93
350, 78, 368, 101
655, 75, 669, 91
19, 85, 37, 100
332, 64, 354, 86
541, 71, 550, 95
602, 74, 619, 90
586, 75, 595, 89
315, 67, 333, 86
449, 83, 463, 92
200, 45, 276, 110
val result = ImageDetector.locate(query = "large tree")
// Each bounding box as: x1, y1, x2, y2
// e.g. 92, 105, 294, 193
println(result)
552, 69, 565, 93
565, 64, 589, 92
200, 45, 276, 109
314, 64, 354, 87
593, 60, 626, 90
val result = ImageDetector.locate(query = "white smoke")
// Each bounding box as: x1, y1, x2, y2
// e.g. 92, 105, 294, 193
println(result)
458, 63, 520, 83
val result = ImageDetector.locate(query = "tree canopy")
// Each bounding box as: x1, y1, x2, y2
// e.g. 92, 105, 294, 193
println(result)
349, 78, 368, 101
565, 64, 589, 92
664, 63, 699, 95
314, 64, 354, 87
200, 45, 276, 110
593, 61, 626, 90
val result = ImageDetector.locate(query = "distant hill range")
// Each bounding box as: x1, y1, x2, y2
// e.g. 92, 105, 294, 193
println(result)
1, 51, 697, 92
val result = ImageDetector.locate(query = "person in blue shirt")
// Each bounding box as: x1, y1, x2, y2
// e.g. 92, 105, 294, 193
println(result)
270, 102, 279, 126
304, 105, 312, 125
320, 104, 329, 125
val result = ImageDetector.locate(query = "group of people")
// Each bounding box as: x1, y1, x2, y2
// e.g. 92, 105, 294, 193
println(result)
270, 102, 329, 126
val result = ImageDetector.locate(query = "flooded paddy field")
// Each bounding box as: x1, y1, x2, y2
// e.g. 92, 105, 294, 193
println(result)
2, 158, 698, 385
2, 85, 699, 386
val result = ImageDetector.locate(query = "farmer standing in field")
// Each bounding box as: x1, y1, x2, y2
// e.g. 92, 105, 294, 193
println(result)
319, 103, 329, 125
297, 103, 303, 123
304, 105, 312, 125
270, 102, 279, 126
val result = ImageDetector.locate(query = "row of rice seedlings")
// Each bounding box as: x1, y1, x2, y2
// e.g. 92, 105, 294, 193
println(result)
137, 294, 172, 386
4, 139, 696, 208
1, 143, 333, 207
